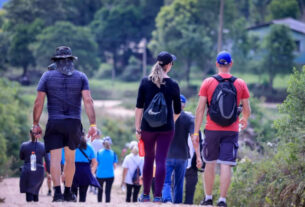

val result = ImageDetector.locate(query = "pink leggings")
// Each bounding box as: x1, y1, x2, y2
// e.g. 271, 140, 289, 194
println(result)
141, 130, 174, 197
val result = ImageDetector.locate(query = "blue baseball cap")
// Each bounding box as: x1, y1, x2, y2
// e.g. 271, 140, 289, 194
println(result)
180, 94, 187, 103
157, 51, 176, 66
216, 51, 232, 65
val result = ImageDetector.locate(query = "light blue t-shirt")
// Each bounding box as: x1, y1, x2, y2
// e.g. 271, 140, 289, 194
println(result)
75, 144, 96, 163
96, 149, 118, 178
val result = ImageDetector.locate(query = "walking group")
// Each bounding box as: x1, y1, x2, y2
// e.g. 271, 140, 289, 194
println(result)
19, 46, 250, 207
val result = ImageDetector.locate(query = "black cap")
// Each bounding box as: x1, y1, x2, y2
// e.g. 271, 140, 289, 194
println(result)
157, 51, 176, 66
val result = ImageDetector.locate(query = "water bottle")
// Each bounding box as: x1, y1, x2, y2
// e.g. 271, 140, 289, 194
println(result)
30, 151, 37, 171
138, 139, 145, 157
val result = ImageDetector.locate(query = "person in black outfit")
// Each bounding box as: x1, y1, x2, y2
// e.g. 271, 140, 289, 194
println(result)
184, 131, 205, 204
19, 130, 49, 202
162, 94, 196, 203
135, 51, 182, 202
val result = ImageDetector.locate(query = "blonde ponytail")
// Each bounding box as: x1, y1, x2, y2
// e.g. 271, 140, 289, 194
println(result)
148, 62, 166, 88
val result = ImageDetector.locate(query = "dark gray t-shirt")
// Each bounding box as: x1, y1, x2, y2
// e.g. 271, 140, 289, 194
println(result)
37, 70, 89, 120
167, 111, 194, 160
19, 141, 46, 165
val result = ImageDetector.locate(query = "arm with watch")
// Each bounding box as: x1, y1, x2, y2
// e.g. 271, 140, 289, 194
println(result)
82, 90, 98, 141
135, 107, 143, 140
32, 92, 46, 138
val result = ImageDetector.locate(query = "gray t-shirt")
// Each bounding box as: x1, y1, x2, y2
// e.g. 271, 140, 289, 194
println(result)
37, 69, 89, 120
167, 111, 194, 160
19, 141, 46, 165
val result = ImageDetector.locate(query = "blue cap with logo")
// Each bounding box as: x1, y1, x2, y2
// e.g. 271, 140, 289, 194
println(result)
180, 94, 187, 103
216, 51, 232, 65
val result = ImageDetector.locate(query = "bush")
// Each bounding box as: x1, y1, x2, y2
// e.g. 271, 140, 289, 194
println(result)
227, 67, 305, 206
119, 56, 142, 82
0, 78, 30, 176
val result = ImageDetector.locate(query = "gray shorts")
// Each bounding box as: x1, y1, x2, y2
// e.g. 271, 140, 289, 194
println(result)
202, 130, 239, 166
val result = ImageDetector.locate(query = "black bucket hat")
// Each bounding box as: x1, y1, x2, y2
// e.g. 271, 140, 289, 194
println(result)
51, 46, 78, 61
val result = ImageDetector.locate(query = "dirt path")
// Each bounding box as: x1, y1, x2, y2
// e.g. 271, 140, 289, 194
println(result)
94, 100, 134, 118
0, 167, 202, 207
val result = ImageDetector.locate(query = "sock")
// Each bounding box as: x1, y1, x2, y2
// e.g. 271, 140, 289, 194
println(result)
218, 197, 226, 203
54, 186, 61, 195
205, 194, 213, 201
64, 187, 71, 194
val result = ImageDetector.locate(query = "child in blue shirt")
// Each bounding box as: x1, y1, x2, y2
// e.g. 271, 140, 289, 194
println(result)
96, 136, 118, 203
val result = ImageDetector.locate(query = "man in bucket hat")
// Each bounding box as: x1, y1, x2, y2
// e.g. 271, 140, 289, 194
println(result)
32, 46, 99, 202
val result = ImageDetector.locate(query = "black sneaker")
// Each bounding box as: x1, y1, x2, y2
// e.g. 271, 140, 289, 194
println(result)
217, 201, 227, 207
63, 192, 77, 202
47, 190, 52, 196
200, 198, 213, 206
52, 193, 64, 202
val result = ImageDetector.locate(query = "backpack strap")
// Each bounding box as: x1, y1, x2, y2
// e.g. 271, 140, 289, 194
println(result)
79, 148, 91, 163
212, 74, 237, 83
212, 74, 224, 82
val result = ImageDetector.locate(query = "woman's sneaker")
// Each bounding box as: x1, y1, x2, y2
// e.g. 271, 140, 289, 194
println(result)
153, 197, 162, 203
217, 201, 227, 207
138, 194, 150, 202
200, 198, 213, 206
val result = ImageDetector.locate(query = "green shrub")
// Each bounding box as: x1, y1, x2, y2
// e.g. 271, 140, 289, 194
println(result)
227, 67, 305, 207
0, 78, 30, 176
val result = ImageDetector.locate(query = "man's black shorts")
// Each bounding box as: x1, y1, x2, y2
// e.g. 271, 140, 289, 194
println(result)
44, 119, 83, 152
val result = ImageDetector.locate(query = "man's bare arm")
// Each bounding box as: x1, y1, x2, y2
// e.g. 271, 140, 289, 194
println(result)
33, 92, 46, 125
194, 96, 207, 134
240, 98, 251, 129
82, 90, 96, 125
192, 96, 207, 168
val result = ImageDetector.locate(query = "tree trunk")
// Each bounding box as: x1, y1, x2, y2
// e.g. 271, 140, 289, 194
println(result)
268, 72, 275, 90
112, 52, 117, 85
185, 59, 192, 88
297, 0, 305, 22
22, 64, 28, 77
217, 0, 224, 53
142, 38, 147, 77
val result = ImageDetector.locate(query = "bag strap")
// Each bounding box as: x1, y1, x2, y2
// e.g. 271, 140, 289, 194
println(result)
79, 148, 91, 162
212, 74, 237, 83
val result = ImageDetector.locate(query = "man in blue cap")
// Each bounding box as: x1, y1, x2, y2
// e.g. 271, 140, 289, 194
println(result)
193, 51, 251, 207
162, 94, 196, 203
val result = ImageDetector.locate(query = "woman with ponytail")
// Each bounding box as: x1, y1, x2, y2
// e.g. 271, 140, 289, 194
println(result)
135, 51, 181, 203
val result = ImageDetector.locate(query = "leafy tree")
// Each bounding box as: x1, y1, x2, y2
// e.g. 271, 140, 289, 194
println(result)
8, 19, 43, 77
3, 0, 66, 27
262, 25, 295, 89
91, 3, 142, 79
149, 0, 237, 85
32, 21, 99, 76
268, 0, 299, 19
63, 0, 104, 26
274, 68, 305, 141
250, 0, 272, 24
0, 78, 30, 176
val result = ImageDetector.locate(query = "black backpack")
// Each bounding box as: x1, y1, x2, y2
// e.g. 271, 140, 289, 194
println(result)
143, 92, 168, 128
132, 167, 141, 185
208, 75, 238, 126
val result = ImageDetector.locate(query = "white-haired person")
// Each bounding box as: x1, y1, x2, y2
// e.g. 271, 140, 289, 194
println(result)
121, 145, 144, 202
96, 137, 118, 203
